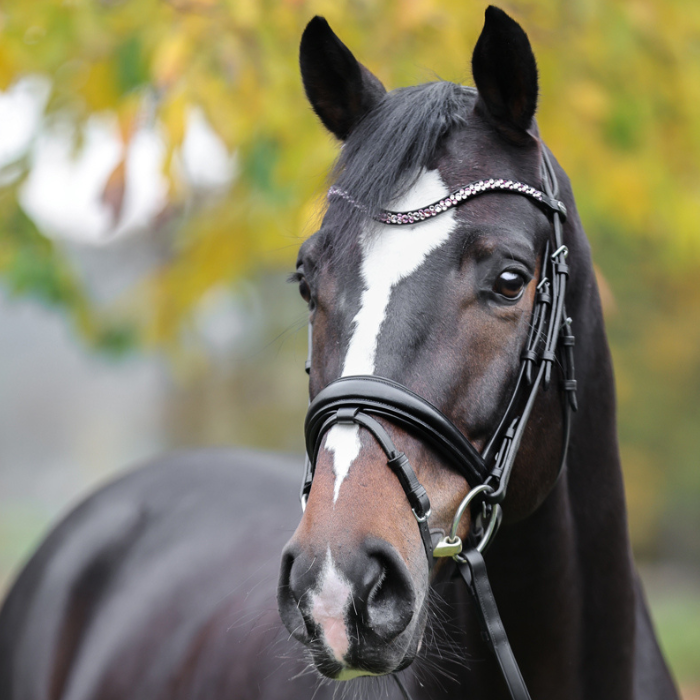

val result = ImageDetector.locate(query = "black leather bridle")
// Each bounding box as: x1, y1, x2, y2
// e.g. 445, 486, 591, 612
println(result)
298, 148, 577, 700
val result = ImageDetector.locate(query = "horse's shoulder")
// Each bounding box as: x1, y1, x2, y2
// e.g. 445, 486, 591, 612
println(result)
3, 447, 301, 592
0, 448, 304, 700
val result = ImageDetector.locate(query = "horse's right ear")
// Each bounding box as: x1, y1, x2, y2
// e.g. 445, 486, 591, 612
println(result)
300, 17, 386, 141
472, 6, 538, 143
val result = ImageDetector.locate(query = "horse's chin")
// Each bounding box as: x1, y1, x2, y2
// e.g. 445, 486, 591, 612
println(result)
314, 652, 417, 681
310, 609, 426, 681
334, 656, 415, 681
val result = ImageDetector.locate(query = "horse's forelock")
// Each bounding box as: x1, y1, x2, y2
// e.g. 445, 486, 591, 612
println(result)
321, 82, 476, 267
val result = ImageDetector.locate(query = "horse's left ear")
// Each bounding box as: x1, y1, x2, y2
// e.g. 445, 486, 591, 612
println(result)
472, 6, 538, 143
300, 16, 386, 141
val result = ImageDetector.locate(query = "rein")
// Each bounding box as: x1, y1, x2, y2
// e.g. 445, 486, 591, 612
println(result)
299, 148, 576, 700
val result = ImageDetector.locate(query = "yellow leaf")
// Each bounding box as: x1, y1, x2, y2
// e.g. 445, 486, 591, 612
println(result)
161, 89, 188, 146
152, 32, 192, 89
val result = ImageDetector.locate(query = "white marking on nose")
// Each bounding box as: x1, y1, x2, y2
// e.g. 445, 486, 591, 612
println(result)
309, 549, 353, 663
328, 168, 457, 502
325, 424, 362, 503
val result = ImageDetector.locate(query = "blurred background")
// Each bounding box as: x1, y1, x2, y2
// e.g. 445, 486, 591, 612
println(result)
0, 0, 698, 694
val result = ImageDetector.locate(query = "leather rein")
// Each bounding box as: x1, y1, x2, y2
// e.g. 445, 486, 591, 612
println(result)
298, 148, 577, 700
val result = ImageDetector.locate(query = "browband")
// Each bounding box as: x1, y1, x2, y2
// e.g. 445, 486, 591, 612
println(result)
328, 177, 567, 226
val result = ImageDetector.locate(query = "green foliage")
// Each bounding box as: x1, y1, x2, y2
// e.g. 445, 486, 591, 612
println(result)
0, 504, 50, 592
1, 0, 699, 336
1, 0, 700, 560
648, 587, 700, 684
116, 34, 149, 94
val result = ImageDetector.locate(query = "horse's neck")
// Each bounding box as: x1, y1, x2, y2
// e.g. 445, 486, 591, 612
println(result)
426, 249, 638, 700
490, 399, 636, 700
547, 256, 636, 700
511, 254, 635, 699
499, 245, 636, 699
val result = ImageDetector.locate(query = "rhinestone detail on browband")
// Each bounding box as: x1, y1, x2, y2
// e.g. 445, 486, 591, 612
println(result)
328, 178, 556, 226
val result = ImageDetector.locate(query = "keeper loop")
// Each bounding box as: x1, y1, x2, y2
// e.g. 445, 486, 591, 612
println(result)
336, 407, 359, 423
520, 349, 538, 363
553, 261, 570, 277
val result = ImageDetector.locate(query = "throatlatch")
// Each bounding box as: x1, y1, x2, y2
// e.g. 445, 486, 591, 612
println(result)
299, 146, 576, 700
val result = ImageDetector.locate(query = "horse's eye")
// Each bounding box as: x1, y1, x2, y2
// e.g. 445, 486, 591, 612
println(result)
298, 276, 312, 303
494, 270, 526, 300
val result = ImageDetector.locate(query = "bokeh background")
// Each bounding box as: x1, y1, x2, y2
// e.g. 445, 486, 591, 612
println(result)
0, 0, 699, 694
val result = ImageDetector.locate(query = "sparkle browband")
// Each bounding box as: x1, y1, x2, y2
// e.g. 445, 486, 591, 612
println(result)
328, 178, 567, 225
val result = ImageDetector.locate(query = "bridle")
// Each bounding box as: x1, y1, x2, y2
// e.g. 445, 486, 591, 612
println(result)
297, 147, 577, 700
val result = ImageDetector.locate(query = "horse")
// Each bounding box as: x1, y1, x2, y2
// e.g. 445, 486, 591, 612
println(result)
0, 7, 680, 700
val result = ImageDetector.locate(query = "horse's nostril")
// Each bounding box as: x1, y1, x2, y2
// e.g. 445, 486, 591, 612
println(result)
366, 563, 387, 608
354, 540, 416, 643
277, 546, 312, 643
358, 556, 384, 608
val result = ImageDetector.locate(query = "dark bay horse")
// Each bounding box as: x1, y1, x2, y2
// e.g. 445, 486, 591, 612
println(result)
0, 7, 679, 700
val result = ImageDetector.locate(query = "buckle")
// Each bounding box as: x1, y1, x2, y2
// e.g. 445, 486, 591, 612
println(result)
433, 484, 502, 559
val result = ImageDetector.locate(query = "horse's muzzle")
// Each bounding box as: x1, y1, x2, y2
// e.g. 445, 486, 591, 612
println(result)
277, 537, 419, 677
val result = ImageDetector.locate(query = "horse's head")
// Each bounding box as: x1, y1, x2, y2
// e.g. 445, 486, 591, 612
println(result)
278, 6, 569, 680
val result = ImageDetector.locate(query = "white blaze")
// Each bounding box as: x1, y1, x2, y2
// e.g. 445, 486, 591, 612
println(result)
326, 424, 363, 503
326, 168, 457, 502
309, 549, 353, 663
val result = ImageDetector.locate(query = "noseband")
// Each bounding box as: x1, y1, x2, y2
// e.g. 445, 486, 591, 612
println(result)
299, 148, 576, 700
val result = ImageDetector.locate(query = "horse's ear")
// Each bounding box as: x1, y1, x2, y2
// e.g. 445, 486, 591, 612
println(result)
300, 16, 386, 141
472, 6, 538, 142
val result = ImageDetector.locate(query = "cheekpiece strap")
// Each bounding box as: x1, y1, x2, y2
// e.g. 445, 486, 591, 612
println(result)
328, 178, 567, 226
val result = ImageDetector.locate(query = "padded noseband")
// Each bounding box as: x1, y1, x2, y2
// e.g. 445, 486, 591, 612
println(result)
305, 375, 487, 485
304, 375, 489, 563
